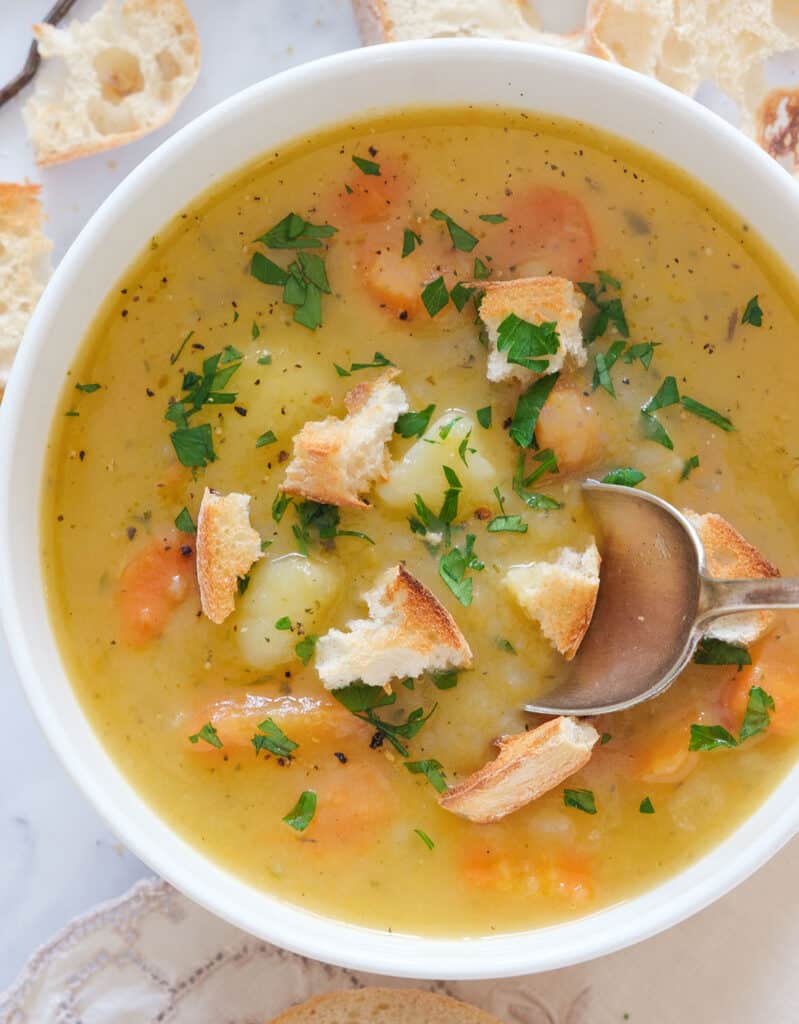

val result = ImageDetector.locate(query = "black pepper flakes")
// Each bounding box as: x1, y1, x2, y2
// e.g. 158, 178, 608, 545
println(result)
334, 752, 348, 764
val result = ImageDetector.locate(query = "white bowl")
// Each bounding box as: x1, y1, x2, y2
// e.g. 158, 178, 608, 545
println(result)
3, 40, 799, 980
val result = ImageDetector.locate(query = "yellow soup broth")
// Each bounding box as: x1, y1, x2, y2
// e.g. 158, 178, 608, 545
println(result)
42, 108, 799, 936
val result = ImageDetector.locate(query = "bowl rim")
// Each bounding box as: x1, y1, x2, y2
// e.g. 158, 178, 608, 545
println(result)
3, 37, 799, 979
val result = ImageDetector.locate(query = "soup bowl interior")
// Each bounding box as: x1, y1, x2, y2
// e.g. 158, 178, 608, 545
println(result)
3, 39, 799, 978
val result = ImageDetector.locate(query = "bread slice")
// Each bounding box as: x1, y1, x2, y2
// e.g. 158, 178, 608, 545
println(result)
316, 563, 472, 689
196, 488, 263, 625
23, 0, 200, 166
281, 370, 409, 508
439, 715, 599, 824
477, 276, 587, 386
0, 184, 52, 393
353, 0, 585, 47
585, 0, 799, 173
504, 541, 600, 660
684, 510, 780, 646
269, 988, 503, 1024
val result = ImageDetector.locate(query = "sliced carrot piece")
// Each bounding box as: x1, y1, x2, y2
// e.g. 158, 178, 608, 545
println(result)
118, 531, 196, 646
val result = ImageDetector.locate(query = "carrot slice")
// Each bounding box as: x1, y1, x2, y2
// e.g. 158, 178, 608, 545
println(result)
118, 532, 196, 646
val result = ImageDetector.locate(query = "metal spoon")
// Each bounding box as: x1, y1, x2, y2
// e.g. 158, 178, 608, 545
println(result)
523, 480, 799, 717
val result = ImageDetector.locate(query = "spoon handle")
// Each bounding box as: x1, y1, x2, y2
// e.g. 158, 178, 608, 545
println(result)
697, 575, 799, 628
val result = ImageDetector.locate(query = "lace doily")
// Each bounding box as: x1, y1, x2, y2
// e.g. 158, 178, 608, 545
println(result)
3, 841, 799, 1024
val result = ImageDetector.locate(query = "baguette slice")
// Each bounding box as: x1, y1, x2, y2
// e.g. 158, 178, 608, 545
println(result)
504, 541, 600, 660
281, 370, 409, 508
439, 716, 599, 824
196, 489, 263, 625
353, 0, 585, 49
478, 275, 587, 386
23, 0, 200, 167
0, 184, 52, 393
269, 988, 503, 1024
316, 563, 472, 689
684, 510, 780, 646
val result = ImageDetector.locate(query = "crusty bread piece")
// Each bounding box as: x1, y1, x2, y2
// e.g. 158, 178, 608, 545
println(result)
353, 0, 585, 48
759, 86, 799, 175
269, 988, 503, 1024
281, 370, 409, 508
478, 276, 587, 386
504, 541, 600, 660
196, 488, 263, 625
585, 0, 799, 174
0, 184, 52, 393
23, 0, 200, 167
316, 563, 472, 689
439, 715, 599, 824
684, 510, 780, 646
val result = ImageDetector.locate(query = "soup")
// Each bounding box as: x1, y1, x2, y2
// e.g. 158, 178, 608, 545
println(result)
42, 108, 799, 936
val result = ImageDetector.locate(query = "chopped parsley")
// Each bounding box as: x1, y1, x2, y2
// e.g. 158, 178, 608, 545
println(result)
600, 732, 612, 745
251, 252, 289, 286
688, 723, 739, 751
564, 788, 597, 814
693, 637, 751, 669
476, 405, 492, 429
430, 208, 478, 252
457, 430, 475, 466
251, 321, 261, 340
421, 276, 450, 317
237, 574, 250, 596
742, 295, 763, 326
497, 313, 560, 374
450, 282, 476, 312
272, 492, 293, 523
640, 412, 673, 450
252, 718, 298, 758
439, 533, 483, 606
405, 759, 448, 793
170, 424, 216, 468
283, 790, 317, 831
170, 330, 194, 365
291, 500, 372, 550
512, 449, 562, 510
396, 404, 436, 438
479, 213, 506, 223
430, 670, 459, 690
639, 796, 655, 814
331, 683, 437, 756
255, 430, 277, 447
488, 489, 527, 533
680, 395, 734, 432
643, 375, 680, 413
75, 382, 100, 393
410, 466, 464, 545
335, 351, 395, 376
402, 228, 422, 258
188, 722, 222, 749
257, 353, 272, 365
438, 418, 461, 440
601, 468, 646, 487
680, 454, 700, 481
165, 345, 243, 467
255, 212, 337, 250
494, 636, 517, 654
622, 341, 659, 369
592, 339, 627, 396
473, 256, 491, 280
509, 372, 560, 448
275, 616, 292, 630
174, 506, 196, 533
578, 272, 629, 343
352, 154, 381, 175
689, 687, 775, 749
414, 829, 435, 850
294, 634, 317, 665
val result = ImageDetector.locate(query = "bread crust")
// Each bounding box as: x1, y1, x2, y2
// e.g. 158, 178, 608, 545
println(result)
269, 987, 503, 1024
351, 0, 391, 44
438, 715, 599, 823
196, 488, 263, 625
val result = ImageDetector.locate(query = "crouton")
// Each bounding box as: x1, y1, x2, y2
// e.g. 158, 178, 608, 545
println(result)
438, 715, 599, 823
315, 563, 472, 688
281, 370, 409, 508
23, 0, 200, 167
504, 541, 600, 660
685, 510, 780, 646
477, 276, 587, 386
270, 987, 504, 1024
196, 488, 263, 625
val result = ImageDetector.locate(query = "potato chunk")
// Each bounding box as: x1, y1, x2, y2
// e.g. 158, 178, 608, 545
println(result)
376, 412, 497, 513
236, 554, 343, 670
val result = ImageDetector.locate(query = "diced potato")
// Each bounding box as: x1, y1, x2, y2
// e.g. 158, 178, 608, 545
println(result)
236, 554, 343, 670
377, 411, 498, 513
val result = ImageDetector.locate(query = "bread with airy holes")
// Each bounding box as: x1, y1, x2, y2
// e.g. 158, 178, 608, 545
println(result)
281, 370, 408, 508
684, 510, 780, 646
439, 715, 599, 823
478, 275, 586, 386
269, 987, 504, 1024
504, 541, 600, 660
0, 184, 52, 393
316, 563, 472, 688
23, 0, 200, 167
196, 488, 263, 625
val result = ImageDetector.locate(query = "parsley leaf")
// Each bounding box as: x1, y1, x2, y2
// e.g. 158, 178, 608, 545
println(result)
512, 449, 562, 509
332, 685, 437, 756
333, 682, 396, 713
283, 790, 317, 831
396, 404, 436, 438
405, 759, 448, 793
402, 228, 422, 258
251, 251, 289, 286
476, 405, 492, 429
592, 339, 627, 395
494, 636, 517, 654
414, 828, 435, 850
473, 256, 491, 280
509, 373, 560, 448
439, 533, 483, 606
639, 796, 655, 814
680, 454, 700, 480
601, 468, 646, 487
640, 412, 673, 450
430, 670, 459, 690
421, 276, 450, 317
256, 212, 337, 250
175, 507, 196, 533
740, 686, 776, 742
170, 330, 194, 365
496, 313, 560, 373
275, 616, 292, 630
622, 341, 660, 369
488, 515, 527, 533
256, 430, 277, 447
295, 635, 317, 665
431, 208, 478, 252
170, 424, 215, 468
479, 213, 506, 223
579, 272, 629, 342
450, 282, 476, 312
564, 788, 597, 814
252, 718, 298, 758
352, 154, 380, 175
643, 376, 680, 413
75, 382, 100, 393
272, 492, 292, 522
742, 295, 763, 326
681, 396, 734, 432
693, 638, 751, 669
188, 722, 222, 749
688, 724, 738, 751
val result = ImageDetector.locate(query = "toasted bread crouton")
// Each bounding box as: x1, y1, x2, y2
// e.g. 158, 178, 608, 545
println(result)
0, 184, 52, 393
281, 370, 409, 508
439, 715, 599, 823
477, 276, 586, 386
685, 510, 780, 646
23, 0, 200, 167
196, 488, 263, 625
316, 563, 472, 688
269, 987, 503, 1024
504, 541, 600, 660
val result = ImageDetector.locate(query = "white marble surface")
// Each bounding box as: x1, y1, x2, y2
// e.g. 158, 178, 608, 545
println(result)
1, 0, 798, 1005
